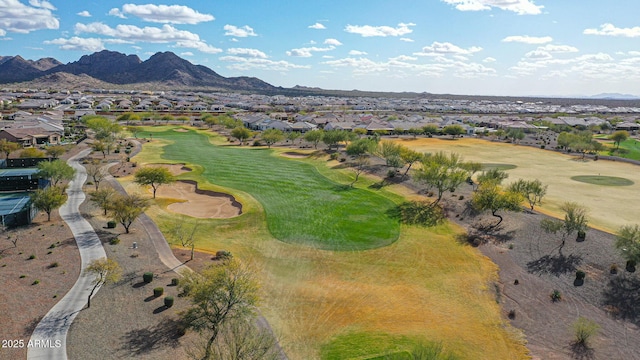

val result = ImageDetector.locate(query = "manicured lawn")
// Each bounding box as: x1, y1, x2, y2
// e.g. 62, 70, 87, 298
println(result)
139, 128, 400, 250
571, 175, 634, 186
393, 137, 640, 232
127, 127, 530, 359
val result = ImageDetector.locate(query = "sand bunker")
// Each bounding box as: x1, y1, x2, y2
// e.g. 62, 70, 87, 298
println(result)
148, 163, 192, 176
173, 128, 189, 132
155, 180, 242, 219
281, 151, 310, 158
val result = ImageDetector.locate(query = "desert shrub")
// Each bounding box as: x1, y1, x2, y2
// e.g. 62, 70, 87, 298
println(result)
164, 296, 174, 308
19, 274, 26, 278
610, 264, 619, 274
458, 195, 464, 200
386, 169, 396, 178
216, 250, 232, 260
575, 270, 586, 280
143, 272, 154, 283
49, 243, 56, 249
508, 309, 516, 319
339, 157, 346, 162
626, 260, 636, 272
387, 201, 446, 227
329, 152, 339, 160
550, 289, 562, 302
572, 317, 599, 346
153, 287, 164, 297
171, 278, 179, 286
49, 262, 59, 268
253, 140, 263, 147
28, 254, 36, 260
32, 280, 40, 285
577, 230, 586, 241
109, 237, 120, 245
107, 220, 116, 228
540, 145, 545, 149
513, 279, 519, 285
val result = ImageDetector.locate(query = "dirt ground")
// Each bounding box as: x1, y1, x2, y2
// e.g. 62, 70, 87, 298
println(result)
431, 176, 640, 360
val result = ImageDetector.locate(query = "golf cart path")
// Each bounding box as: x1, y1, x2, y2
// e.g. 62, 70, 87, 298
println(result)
27, 148, 107, 360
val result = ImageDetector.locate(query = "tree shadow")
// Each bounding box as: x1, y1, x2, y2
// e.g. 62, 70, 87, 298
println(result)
602, 275, 640, 325
570, 342, 595, 360
526, 254, 583, 276
153, 305, 169, 314
118, 318, 184, 356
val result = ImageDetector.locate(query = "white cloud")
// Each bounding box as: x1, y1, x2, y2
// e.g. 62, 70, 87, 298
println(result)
400, 38, 414, 42
324, 38, 342, 46
0, 28, 5, 36
539, 44, 578, 53
44, 37, 105, 51
502, 35, 552, 44
180, 52, 194, 56
345, 23, 415, 37
349, 50, 368, 56
525, 50, 552, 60
483, 57, 496, 63
175, 40, 222, 54
286, 46, 335, 57
309, 22, 326, 29
112, 4, 214, 24
76, 22, 201, 42
73, 22, 222, 54
28, 0, 55, 10
219, 56, 309, 72
441, 0, 543, 15
227, 48, 268, 58
224, 25, 257, 37
0, 0, 59, 33
108, 8, 126, 19
584, 23, 640, 38
77, 10, 91, 17
417, 41, 482, 56
390, 55, 417, 61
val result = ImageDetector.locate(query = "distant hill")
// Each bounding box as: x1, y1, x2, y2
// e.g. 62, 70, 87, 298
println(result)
589, 93, 640, 100
0, 50, 276, 91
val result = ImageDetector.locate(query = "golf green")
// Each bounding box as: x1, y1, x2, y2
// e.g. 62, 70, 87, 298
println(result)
151, 129, 400, 250
571, 175, 634, 186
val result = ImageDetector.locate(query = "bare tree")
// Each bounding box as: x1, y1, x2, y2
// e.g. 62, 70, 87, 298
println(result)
85, 258, 122, 308
169, 219, 200, 261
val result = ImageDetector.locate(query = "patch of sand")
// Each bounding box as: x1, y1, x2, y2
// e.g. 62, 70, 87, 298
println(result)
280, 151, 311, 158
155, 180, 242, 218
148, 163, 191, 176
173, 128, 189, 132
392, 137, 640, 232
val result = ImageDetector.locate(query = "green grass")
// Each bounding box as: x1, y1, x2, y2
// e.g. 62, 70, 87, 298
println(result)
321, 331, 458, 360
143, 128, 400, 250
571, 175, 634, 186
481, 163, 517, 171
598, 137, 640, 161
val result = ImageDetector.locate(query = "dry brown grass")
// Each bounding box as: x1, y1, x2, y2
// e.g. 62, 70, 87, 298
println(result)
392, 138, 640, 233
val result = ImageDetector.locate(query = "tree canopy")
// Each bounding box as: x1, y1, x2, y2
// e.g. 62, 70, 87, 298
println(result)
133, 167, 175, 198
109, 194, 149, 233
615, 224, 640, 264
415, 151, 468, 203
37, 159, 76, 189
30, 186, 67, 221
230, 126, 252, 145
179, 259, 260, 360
85, 258, 122, 308
261, 128, 285, 148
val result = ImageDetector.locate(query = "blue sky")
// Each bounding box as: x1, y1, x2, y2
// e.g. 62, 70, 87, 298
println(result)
1, 0, 640, 97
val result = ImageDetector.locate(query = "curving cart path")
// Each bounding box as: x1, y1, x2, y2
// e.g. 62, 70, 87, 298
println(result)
27, 149, 107, 360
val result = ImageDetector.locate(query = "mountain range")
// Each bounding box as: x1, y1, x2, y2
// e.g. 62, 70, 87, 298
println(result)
0, 50, 276, 91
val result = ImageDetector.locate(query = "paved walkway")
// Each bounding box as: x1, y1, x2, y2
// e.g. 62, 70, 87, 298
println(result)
27, 149, 107, 360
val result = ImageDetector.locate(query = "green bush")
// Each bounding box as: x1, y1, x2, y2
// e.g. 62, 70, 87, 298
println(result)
32, 280, 40, 285
575, 270, 586, 280
216, 250, 232, 260
572, 317, 599, 346
329, 152, 339, 160
626, 260, 636, 272
28, 254, 36, 260
171, 278, 179, 286
107, 221, 117, 228
550, 289, 562, 302
143, 272, 154, 283
49, 262, 59, 268
577, 230, 586, 241
164, 296, 174, 308
153, 287, 164, 297
109, 237, 120, 245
